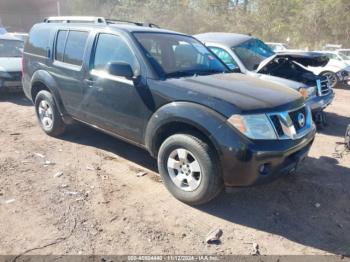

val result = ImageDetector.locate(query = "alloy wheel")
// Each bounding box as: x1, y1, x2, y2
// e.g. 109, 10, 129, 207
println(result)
167, 148, 202, 192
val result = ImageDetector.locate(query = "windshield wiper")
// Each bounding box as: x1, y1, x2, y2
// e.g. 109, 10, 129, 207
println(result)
166, 71, 197, 78
195, 70, 226, 76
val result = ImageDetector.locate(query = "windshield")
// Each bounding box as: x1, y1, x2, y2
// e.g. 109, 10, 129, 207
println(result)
0, 39, 24, 57
338, 52, 349, 60
339, 50, 350, 57
232, 38, 274, 71
133, 33, 228, 78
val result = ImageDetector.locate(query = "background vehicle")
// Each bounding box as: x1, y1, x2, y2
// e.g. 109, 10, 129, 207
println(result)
8, 32, 28, 42
337, 49, 350, 58
195, 33, 334, 124
323, 44, 342, 51
0, 33, 24, 93
22, 17, 315, 205
307, 51, 350, 88
266, 42, 304, 52
266, 42, 289, 52
0, 27, 7, 34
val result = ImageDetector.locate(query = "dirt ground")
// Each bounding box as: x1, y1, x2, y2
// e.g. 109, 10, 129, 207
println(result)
0, 87, 349, 257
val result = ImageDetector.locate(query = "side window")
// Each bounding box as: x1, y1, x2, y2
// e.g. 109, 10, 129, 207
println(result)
93, 33, 138, 73
55, 30, 68, 62
26, 25, 50, 57
210, 46, 238, 70
63, 31, 89, 66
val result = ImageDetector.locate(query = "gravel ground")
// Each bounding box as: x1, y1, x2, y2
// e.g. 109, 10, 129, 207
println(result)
0, 87, 349, 257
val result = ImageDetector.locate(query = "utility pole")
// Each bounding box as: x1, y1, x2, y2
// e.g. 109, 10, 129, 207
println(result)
57, 1, 61, 16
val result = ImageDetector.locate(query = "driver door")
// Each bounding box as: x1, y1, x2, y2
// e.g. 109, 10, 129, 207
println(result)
82, 33, 146, 143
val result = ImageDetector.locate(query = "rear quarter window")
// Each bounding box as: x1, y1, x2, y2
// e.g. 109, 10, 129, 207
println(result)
63, 31, 89, 66
26, 25, 50, 57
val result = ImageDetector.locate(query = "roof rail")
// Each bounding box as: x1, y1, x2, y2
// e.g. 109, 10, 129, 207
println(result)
105, 19, 160, 28
43, 16, 106, 24
43, 16, 160, 28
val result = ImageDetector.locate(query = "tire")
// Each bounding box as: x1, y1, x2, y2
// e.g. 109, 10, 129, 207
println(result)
321, 71, 339, 88
157, 133, 223, 205
34, 90, 66, 136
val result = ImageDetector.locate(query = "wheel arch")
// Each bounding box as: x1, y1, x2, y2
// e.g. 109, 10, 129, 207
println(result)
30, 70, 69, 119
144, 102, 227, 158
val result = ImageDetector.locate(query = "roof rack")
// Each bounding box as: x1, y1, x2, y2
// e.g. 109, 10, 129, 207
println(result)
44, 16, 106, 24
43, 16, 160, 28
105, 19, 160, 28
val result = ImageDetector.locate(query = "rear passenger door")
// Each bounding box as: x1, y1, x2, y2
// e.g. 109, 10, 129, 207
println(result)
82, 33, 146, 143
52, 29, 89, 118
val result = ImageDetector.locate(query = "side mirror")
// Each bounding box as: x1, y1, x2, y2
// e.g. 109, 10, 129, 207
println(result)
107, 61, 134, 79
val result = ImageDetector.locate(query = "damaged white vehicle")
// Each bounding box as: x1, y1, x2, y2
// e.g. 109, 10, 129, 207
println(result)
307, 51, 350, 88
195, 33, 334, 125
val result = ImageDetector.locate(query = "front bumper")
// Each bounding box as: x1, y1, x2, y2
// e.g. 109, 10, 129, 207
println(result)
217, 123, 316, 187
306, 90, 334, 113
0, 78, 23, 92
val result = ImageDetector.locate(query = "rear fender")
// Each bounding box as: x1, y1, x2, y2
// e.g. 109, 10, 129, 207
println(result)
31, 70, 67, 117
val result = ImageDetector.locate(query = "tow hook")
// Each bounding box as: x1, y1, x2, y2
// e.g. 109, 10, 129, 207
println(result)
314, 110, 327, 128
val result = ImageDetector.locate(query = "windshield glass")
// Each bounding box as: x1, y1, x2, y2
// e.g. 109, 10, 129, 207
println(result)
134, 33, 228, 78
339, 50, 350, 57
0, 39, 24, 57
338, 52, 349, 60
232, 38, 274, 71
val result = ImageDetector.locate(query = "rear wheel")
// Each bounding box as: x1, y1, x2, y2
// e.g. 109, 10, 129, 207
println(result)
321, 71, 339, 88
35, 90, 66, 136
157, 134, 223, 205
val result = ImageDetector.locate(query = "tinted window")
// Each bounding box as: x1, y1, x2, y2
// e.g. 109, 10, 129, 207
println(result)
134, 33, 228, 78
93, 34, 138, 72
232, 38, 274, 71
209, 46, 238, 70
55, 30, 68, 62
26, 25, 50, 57
63, 31, 88, 66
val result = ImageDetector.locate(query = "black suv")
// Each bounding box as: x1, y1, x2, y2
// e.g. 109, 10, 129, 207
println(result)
22, 17, 316, 205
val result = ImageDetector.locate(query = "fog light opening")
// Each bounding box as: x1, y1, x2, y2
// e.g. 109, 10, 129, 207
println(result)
259, 163, 271, 176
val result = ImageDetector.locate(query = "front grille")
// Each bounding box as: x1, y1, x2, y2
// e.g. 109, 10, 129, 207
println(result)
7, 72, 22, 81
317, 76, 331, 96
289, 107, 307, 131
268, 106, 312, 140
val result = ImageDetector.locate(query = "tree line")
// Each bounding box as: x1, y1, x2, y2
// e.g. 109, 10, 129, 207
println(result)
61, 0, 350, 49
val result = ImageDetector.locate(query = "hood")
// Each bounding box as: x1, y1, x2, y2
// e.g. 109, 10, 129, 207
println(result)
0, 57, 21, 72
251, 72, 307, 89
164, 73, 303, 114
256, 52, 329, 72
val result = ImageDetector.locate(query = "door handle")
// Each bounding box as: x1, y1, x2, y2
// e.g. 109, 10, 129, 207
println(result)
84, 79, 96, 86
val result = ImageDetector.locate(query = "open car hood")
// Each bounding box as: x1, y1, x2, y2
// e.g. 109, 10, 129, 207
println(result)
256, 52, 329, 72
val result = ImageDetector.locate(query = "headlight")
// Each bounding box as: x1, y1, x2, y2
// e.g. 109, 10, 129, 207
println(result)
227, 114, 277, 140
299, 87, 316, 99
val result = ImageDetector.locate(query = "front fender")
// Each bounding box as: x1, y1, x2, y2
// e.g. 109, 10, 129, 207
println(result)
144, 101, 229, 157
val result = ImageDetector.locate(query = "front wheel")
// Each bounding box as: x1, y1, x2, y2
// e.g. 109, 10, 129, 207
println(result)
157, 134, 223, 205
